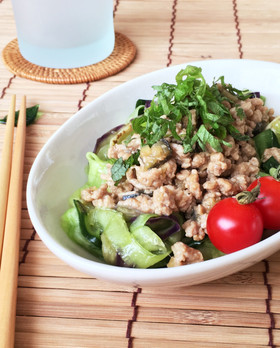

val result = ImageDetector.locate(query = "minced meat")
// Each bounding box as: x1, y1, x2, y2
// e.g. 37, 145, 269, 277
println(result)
82, 96, 274, 259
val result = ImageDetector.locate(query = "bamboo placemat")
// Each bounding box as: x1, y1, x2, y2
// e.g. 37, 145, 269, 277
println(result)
1, 0, 280, 347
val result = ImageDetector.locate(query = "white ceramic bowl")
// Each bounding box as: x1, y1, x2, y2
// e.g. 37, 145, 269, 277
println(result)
27, 59, 280, 287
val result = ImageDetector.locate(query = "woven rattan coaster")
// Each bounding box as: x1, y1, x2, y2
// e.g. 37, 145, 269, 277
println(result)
2, 32, 136, 84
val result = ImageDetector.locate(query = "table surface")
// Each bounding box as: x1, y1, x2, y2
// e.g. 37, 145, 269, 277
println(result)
1, 0, 280, 347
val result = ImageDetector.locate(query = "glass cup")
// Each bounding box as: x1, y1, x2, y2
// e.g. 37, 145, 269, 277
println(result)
11, 0, 115, 69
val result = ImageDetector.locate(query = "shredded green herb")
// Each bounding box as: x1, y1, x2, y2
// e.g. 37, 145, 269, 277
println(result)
111, 65, 254, 184
111, 151, 140, 184
132, 65, 250, 152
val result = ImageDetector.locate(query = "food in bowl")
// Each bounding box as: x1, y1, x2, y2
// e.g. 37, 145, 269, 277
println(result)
61, 65, 280, 269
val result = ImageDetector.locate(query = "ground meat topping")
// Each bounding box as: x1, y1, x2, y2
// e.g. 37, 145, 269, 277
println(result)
152, 185, 178, 215
203, 178, 236, 197
207, 153, 232, 177
221, 136, 240, 162
117, 194, 154, 214
107, 134, 141, 160
167, 242, 204, 267
170, 143, 192, 168
126, 159, 177, 191
85, 95, 275, 260
118, 185, 194, 216
263, 147, 280, 163
176, 169, 202, 200
239, 141, 257, 161
81, 184, 109, 202
201, 192, 221, 213
229, 174, 251, 192
183, 220, 205, 241
81, 184, 116, 209
231, 157, 259, 181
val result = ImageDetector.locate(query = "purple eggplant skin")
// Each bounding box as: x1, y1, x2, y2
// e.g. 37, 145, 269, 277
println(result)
93, 124, 124, 154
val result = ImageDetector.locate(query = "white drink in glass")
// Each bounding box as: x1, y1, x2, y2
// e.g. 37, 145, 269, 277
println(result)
11, 0, 115, 69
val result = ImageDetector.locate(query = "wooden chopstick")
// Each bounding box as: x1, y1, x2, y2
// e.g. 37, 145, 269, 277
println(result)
0, 95, 16, 264
0, 96, 26, 348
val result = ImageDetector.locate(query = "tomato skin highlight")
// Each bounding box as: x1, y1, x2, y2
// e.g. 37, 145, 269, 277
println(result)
206, 198, 263, 254
248, 176, 280, 230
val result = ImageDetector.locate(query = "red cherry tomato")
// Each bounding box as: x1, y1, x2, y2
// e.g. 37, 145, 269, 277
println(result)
248, 176, 280, 230
206, 197, 263, 254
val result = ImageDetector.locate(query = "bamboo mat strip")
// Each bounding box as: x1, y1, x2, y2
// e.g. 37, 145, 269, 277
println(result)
0, 0, 280, 347
14, 316, 278, 347
15, 333, 128, 348
17, 285, 279, 313
133, 341, 268, 348
14, 316, 278, 346
131, 322, 280, 346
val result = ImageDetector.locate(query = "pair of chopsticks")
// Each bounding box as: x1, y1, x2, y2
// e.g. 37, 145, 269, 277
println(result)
0, 95, 26, 348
